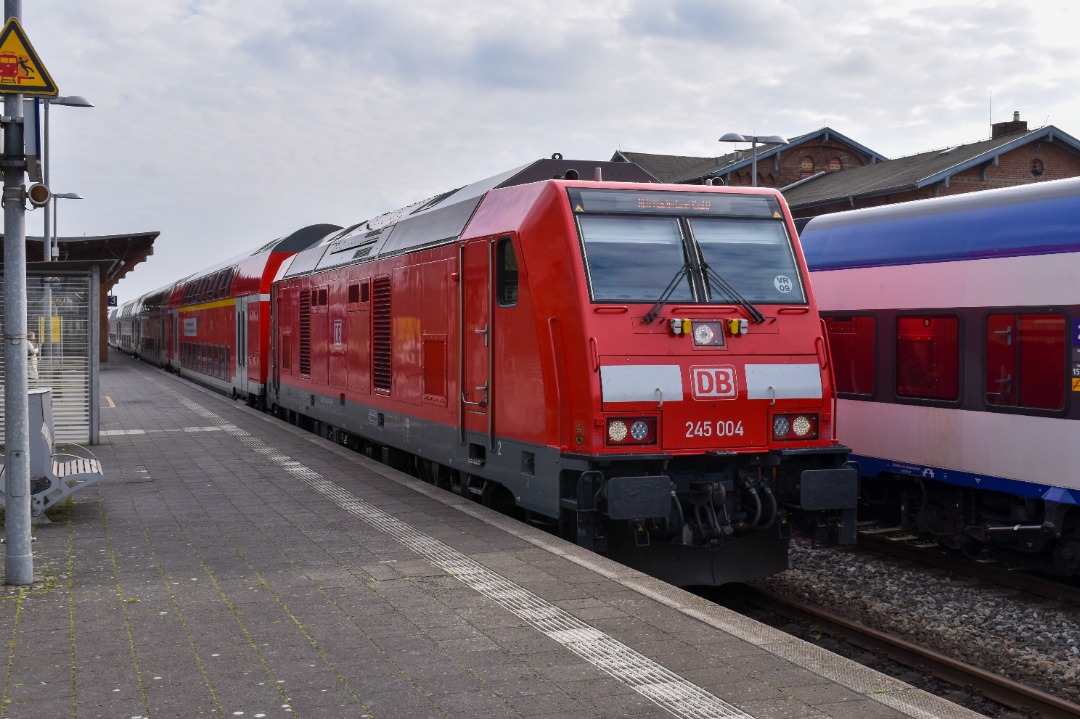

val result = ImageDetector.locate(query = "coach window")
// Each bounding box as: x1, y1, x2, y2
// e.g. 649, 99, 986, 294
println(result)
896, 316, 959, 400
986, 313, 1065, 410
497, 237, 518, 307
823, 315, 875, 395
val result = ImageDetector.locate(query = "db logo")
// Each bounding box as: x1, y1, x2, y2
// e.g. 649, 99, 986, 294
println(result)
691, 365, 738, 399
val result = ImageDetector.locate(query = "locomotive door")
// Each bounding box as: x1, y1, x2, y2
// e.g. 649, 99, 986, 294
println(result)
459, 238, 494, 449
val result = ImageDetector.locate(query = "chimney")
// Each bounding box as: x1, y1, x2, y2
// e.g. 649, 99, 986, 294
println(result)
992, 110, 1028, 139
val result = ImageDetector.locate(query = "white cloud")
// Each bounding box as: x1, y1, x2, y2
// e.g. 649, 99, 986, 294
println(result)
17, 0, 1080, 299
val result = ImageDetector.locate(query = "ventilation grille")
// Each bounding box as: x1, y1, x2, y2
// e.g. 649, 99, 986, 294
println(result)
299, 290, 311, 376
373, 277, 392, 392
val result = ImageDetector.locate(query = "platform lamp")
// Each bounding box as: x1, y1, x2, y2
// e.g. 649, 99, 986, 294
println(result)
42, 95, 94, 261
718, 132, 787, 187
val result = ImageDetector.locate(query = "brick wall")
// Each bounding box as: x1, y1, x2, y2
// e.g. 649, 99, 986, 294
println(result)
725, 138, 877, 188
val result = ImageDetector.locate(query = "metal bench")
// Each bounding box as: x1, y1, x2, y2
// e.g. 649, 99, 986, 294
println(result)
0, 388, 104, 523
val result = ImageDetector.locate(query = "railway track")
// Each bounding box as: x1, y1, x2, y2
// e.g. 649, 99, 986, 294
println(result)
855, 523, 1080, 607
723, 583, 1080, 719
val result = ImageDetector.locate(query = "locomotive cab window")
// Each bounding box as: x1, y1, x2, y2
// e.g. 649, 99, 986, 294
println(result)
896, 315, 960, 401
578, 215, 692, 302
690, 218, 805, 304
985, 312, 1065, 410
497, 237, 518, 307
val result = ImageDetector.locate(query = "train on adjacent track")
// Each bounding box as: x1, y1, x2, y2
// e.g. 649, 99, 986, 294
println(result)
110, 157, 857, 586
800, 177, 1080, 575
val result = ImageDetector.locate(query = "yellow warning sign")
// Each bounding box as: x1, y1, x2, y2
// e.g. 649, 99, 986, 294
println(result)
1073, 377, 1080, 392
0, 18, 57, 95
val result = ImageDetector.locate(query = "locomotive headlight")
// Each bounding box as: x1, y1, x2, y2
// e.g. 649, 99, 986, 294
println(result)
605, 417, 658, 446
693, 323, 714, 345
608, 420, 628, 443
772, 413, 819, 441
691, 321, 725, 347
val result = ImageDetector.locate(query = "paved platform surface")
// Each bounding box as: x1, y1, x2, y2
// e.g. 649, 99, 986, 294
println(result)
1, 353, 986, 719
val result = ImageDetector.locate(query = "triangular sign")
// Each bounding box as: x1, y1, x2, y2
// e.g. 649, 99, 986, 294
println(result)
0, 18, 57, 95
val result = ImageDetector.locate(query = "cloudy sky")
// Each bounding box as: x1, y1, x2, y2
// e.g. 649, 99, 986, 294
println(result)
21, 0, 1080, 300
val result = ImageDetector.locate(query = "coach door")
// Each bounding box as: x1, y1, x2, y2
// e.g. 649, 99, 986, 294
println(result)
236, 296, 250, 392
459, 238, 494, 451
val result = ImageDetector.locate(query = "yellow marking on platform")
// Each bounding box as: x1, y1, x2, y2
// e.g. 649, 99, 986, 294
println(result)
104, 395, 116, 408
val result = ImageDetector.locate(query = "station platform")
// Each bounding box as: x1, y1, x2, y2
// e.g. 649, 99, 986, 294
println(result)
1, 353, 984, 719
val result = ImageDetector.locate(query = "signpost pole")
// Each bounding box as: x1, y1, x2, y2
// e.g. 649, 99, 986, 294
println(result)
3, 0, 33, 585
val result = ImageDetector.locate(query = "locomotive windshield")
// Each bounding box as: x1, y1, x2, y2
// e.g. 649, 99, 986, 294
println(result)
571, 188, 806, 305
577, 216, 693, 302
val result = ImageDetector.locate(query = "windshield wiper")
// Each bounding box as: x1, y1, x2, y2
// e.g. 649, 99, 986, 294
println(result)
701, 263, 765, 324
642, 263, 690, 324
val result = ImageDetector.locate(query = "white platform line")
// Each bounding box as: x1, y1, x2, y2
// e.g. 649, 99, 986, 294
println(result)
152, 382, 755, 719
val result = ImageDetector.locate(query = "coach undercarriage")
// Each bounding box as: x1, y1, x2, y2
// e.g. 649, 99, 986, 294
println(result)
863, 474, 1080, 576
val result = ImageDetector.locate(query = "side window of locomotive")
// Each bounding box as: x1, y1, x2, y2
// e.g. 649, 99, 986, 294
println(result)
895, 315, 960, 401
689, 218, 805, 304
578, 216, 691, 302
497, 237, 518, 307
823, 314, 875, 396
985, 313, 1065, 411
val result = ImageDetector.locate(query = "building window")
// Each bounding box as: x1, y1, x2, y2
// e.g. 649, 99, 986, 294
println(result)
800, 157, 815, 177
896, 316, 959, 400
1031, 159, 1044, 177
986, 313, 1064, 410
828, 157, 842, 172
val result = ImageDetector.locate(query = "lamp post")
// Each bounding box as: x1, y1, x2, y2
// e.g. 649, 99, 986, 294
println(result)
719, 132, 787, 187
50, 191, 83, 258
39, 96, 92, 364
42, 95, 94, 262
39, 191, 82, 361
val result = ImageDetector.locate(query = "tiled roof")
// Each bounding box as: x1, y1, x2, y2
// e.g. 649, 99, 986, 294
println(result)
782, 126, 1080, 210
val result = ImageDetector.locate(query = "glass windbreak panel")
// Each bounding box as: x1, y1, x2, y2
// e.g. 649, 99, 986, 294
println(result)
579, 216, 692, 302
690, 218, 805, 304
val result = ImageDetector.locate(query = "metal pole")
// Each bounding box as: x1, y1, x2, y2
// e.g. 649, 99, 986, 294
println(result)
42, 99, 52, 357
751, 137, 758, 187
4, 0, 35, 586
42, 99, 49, 251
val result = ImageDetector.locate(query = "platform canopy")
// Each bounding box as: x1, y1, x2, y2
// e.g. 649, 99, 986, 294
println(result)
1, 230, 159, 292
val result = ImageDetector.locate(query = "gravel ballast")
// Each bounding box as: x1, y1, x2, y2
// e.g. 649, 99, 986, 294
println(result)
753, 539, 1080, 705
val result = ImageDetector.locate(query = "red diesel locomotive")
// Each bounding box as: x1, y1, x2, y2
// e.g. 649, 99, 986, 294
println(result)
266, 159, 856, 585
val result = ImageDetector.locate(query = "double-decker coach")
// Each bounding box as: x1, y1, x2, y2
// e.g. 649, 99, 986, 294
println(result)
131, 224, 338, 402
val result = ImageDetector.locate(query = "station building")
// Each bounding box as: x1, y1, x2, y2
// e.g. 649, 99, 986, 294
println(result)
614, 112, 1080, 223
